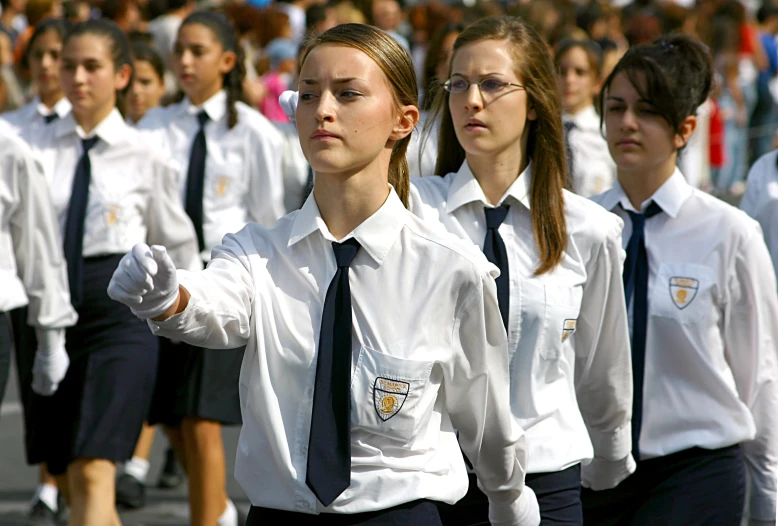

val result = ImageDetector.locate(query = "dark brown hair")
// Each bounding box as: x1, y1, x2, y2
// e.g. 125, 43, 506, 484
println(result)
299, 23, 418, 207
599, 34, 713, 146
430, 16, 567, 275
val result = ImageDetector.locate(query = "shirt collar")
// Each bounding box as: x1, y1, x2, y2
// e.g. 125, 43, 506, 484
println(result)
34, 96, 71, 118
598, 168, 691, 218
446, 159, 532, 213
54, 108, 127, 146
563, 105, 601, 131
288, 186, 408, 266
185, 90, 227, 122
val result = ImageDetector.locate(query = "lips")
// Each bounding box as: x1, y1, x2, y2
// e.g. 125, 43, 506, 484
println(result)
617, 138, 640, 147
311, 129, 340, 140
465, 118, 486, 130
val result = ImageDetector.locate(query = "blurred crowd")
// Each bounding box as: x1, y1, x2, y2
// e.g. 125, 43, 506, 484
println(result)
0, 0, 776, 196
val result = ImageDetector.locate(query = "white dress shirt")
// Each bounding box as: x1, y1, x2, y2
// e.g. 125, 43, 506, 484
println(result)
23, 108, 201, 272
0, 122, 76, 332
410, 161, 633, 475
138, 90, 286, 260
563, 105, 616, 198
150, 188, 536, 523
406, 111, 439, 179
741, 149, 778, 283
0, 96, 71, 136
592, 169, 778, 521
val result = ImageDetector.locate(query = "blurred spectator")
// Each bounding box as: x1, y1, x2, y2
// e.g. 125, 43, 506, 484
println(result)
332, 0, 366, 25
305, 3, 336, 36
259, 37, 296, 123
13, 0, 62, 65
147, 0, 193, 70
0, 0, 25, 47
275, 0, 326, 45
102, 0, 142, 33
128, 42, 165, 124
62, 0, 91, 22
750, 5, 778, 162
372, 0, 409, 50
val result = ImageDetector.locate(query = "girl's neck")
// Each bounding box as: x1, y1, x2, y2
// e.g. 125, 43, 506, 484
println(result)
618, 153, 677, 211
73, 103, 114, 135
467, 143, 527, 206
40, 90, 64, 110
313, 154, 392, 240
188, 83, 222, 107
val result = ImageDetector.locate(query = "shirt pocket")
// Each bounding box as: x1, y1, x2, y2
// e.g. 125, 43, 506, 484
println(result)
651, 263, 716, 324
205, 151, 246, 206
350, 345, 434, 443
542, 283, 584, 361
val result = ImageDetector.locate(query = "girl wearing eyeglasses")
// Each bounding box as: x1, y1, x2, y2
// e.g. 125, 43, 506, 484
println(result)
410, 17, 634, 525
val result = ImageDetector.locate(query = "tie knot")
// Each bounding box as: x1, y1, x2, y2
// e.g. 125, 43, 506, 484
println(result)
626, 201, 662, 230
44, 113, 58, 124
332, 238, 360, 268
484, 205, 510, 230
197, 111, 209, 128
563, 121, 575, 134
82, 136, 99, 153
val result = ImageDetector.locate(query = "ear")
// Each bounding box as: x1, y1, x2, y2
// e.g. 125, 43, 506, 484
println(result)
674, 115, 697, 149
389, 103, 420, 141
218, 50, 238, 76
527, 104, 537, 121
114, 63, 132, 92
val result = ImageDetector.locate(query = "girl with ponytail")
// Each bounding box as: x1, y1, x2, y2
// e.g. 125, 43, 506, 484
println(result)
109, 23, 539, 526
136, 10, 285, 526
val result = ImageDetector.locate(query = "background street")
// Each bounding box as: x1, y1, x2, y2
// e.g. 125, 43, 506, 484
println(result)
0, 356, 251, 525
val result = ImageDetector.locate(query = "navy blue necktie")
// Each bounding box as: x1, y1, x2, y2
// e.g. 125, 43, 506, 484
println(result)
306, 238, 360, 506
483, 205, 510, 330
185, 111, 209, 252
622, 201, 662, 460
44, 113, 58, 124
564, 121, 575, 182
63, 136, 99, 308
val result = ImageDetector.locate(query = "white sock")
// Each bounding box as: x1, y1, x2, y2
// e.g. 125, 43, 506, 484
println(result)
32, 483, 59, 512
217, 498, 238, 526
124, 456, 150, 484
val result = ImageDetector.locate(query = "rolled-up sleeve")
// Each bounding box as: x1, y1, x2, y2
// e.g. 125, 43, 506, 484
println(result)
445, 270, 536, 526
724, 225, 778, 522
574, 220, 633, 461
149, 230, 255, 349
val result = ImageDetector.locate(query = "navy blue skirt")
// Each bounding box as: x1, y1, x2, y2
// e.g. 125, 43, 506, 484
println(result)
28, 255, 158, 474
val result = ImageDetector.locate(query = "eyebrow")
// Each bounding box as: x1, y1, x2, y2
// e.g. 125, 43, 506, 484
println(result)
450, 72, 506, 78
605, 96, 652, 104
299, 77, 364, 85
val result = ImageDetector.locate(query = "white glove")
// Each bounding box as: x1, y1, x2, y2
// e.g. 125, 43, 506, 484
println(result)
489, 485, 540, 526
32, 328, 69, 396
581, 454, 637, 491
279, 90, 298, 120
107, 243, 180, 320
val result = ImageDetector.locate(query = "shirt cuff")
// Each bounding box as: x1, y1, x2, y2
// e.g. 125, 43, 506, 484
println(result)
488, 485, 540, 526
587, 422, 632, 461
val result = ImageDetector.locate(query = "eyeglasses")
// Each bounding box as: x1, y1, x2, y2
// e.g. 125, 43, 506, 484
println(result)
442, 77, 525, 95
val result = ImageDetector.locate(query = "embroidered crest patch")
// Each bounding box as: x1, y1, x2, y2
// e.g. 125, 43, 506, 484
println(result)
105, 204, 120, 226
669, 277, 699, 309
373, 377, 409, 421
215, 176, 230, 196
562, 319, 577, 342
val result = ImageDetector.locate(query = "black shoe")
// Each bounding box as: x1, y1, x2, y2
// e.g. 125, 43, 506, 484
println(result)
116, 473, 146, 510
26, 499, 57, 526
157, 447, 185, 489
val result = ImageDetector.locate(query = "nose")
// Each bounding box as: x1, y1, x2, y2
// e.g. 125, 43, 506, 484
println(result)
464, 83, 483, 112
564, 69, 576, 84
41, 52, 53, 69
73, 64, 87, 84
179, 49, 193, 67
620, 106, 638, 131
314, 91, 336, 123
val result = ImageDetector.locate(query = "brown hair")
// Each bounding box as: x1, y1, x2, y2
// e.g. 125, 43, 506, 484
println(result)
554, 38, 603, 80
430, 16, 567, 275
299, 23, 418, 207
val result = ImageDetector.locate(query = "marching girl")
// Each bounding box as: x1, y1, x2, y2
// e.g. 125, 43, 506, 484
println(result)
126, 42, 166, 125
136, 11, 285, 526
1, 18, 71, 135
585, 35, 778, 525
109, 22, 540, 526
20, 19, 200, 526
555, 38, 616, 197
410, 16, 634, 525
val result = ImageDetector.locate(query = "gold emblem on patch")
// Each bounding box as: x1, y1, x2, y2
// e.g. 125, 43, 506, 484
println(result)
562, 319, 577, 342
669, 277, 699, 309
373, 377, 409, 421
105, 205, 120, 226
215, 176, 230, 196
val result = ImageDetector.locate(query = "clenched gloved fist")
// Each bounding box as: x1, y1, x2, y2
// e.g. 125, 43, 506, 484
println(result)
107, 243, 180, 319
